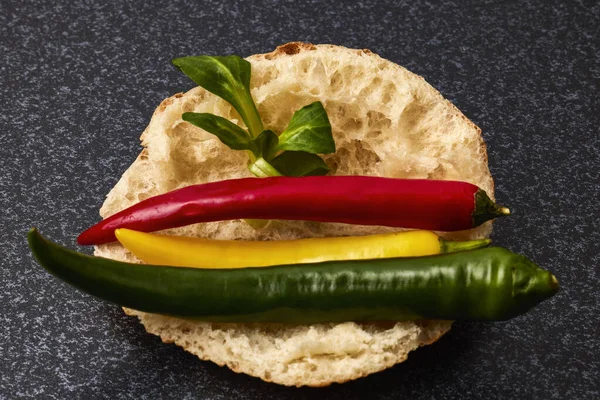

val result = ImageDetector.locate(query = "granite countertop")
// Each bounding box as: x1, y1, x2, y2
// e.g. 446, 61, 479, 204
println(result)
1, 0, 598, 398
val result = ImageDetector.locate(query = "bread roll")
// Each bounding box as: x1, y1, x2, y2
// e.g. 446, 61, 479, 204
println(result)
94, 42, 494, 386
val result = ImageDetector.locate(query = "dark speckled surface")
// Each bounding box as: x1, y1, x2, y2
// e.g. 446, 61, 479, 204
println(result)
2, 0, 599, 398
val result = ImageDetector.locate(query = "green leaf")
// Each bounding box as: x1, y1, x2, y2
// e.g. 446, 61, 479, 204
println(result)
182, 112, 252, 151
172, 55, 264, 137
277, 102, 335, 154
269, 151, 330, 177
251, 130, 279, 160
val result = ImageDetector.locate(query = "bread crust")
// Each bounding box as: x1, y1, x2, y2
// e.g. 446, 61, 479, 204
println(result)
95, 42, 494, 386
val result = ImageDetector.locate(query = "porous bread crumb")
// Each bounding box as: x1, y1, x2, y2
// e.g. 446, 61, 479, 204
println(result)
119, 310, 451, 387
95, 42, 494, 386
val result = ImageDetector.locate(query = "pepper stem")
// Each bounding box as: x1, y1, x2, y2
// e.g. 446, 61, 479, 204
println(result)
472, 189, 511, 227
439, 238, 492, 253
550, 274, 559, 292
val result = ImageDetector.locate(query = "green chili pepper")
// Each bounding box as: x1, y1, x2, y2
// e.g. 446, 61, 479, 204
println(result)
28, 228, 558, 322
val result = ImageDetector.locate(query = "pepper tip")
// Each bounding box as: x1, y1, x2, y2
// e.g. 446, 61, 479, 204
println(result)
76, 232, 87, 246
27, 227, 40, 246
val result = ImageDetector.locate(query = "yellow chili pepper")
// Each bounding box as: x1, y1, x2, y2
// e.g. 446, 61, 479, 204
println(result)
115, 229, 491, 269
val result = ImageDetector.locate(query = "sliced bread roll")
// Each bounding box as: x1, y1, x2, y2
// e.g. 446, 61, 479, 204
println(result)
94, 42, 494, 386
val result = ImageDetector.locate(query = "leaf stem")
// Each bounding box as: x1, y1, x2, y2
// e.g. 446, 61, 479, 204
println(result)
239, 90, 264, 138
249, 158, 282, 177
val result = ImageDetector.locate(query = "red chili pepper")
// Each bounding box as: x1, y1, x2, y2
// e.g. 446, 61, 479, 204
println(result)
78, 176, 510, 245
